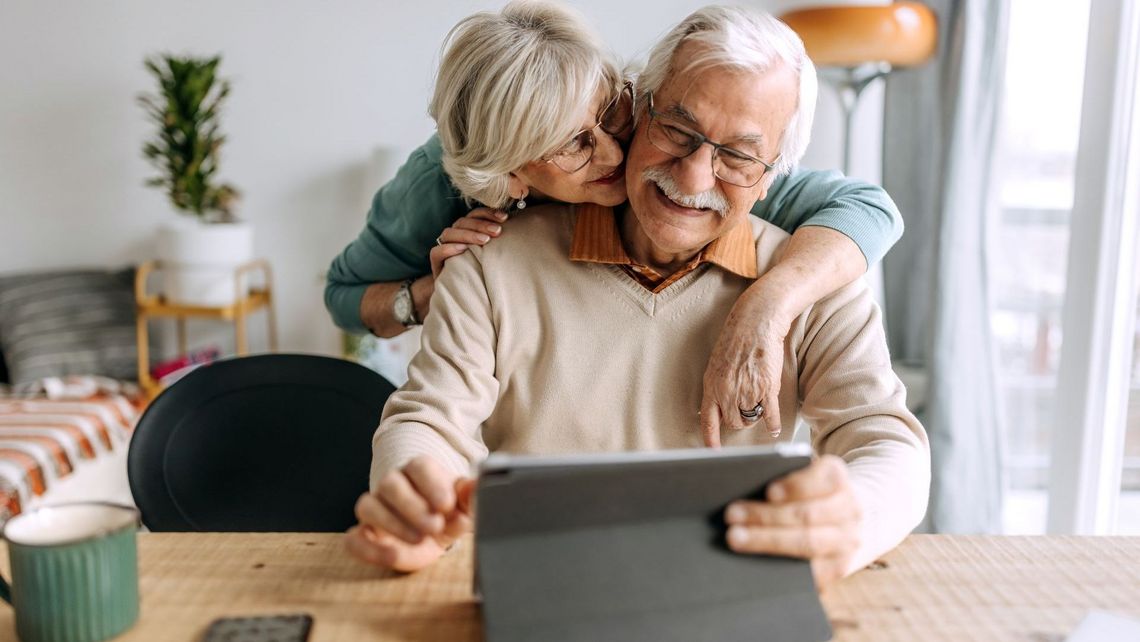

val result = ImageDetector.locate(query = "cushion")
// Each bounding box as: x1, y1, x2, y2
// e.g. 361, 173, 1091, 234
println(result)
0, 269, 139, 385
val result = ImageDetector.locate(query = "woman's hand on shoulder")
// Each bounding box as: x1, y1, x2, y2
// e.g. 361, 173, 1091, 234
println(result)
430, 208, 509, 279
700, 293, 793, 447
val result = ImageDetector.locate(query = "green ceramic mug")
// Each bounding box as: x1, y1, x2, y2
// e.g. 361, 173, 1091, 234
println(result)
0, 503, 140, 642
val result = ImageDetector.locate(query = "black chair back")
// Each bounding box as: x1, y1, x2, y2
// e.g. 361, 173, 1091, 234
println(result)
128, 353, 394, 532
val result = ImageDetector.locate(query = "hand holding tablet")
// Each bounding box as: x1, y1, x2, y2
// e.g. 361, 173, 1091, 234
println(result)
724, 453, 863, 589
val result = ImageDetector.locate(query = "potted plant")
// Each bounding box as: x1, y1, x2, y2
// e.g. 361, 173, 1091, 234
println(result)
139, 54, 251, 306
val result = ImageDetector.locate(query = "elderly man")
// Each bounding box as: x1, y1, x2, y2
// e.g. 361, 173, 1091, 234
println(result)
347, 5, 929, 590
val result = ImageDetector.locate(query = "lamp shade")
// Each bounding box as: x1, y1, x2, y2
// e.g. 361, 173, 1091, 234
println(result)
780, 2, 938, 67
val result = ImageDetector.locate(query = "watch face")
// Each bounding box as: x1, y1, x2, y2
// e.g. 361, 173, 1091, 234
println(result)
394, 292, 412, 323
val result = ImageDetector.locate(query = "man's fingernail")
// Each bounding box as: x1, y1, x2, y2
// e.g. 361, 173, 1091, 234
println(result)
727, 525, 749, 547
768, 484, 785, 502
726, 504, 746, 523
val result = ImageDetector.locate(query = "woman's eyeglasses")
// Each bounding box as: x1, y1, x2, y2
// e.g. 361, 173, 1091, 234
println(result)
543, 82, 635, 174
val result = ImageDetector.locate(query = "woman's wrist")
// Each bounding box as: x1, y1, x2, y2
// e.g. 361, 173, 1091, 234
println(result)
740, 273, 805, 330
412, 275, 435, 322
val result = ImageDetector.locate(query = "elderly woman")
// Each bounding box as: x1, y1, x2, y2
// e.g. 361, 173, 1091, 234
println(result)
324, 0, 901, 444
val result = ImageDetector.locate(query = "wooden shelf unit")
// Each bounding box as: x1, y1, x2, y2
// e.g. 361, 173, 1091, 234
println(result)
135, 259, 278, 397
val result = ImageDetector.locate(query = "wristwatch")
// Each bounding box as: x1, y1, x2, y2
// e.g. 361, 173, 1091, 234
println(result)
393, 278, 420, 327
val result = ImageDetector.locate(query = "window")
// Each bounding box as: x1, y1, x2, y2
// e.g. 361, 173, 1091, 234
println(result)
993, 0, 1140, 534
991, 0, 1091, 534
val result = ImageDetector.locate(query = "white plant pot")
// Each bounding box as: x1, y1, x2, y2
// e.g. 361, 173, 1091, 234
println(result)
156, 219, 254, 307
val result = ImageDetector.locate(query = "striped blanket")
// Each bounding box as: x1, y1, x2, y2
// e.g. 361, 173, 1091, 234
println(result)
0, 376, 143, 523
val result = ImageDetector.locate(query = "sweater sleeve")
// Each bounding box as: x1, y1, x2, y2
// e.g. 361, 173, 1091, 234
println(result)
792, 281, 930, 573
369, 248, 497, 489
751, 167, 904, 267
324, 134, 471, 334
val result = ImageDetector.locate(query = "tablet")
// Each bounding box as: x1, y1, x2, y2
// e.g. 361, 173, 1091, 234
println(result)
474, 444, 833, 642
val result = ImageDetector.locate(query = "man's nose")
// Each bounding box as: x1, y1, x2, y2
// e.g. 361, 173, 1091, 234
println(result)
670, 143, 718, 195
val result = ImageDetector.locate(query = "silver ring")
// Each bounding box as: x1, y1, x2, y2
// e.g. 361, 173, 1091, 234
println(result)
435, 236, 444, 246
739, 402, 763, 421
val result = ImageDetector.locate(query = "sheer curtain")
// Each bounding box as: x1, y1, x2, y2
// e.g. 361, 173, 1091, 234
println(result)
882, 0, 1011, 532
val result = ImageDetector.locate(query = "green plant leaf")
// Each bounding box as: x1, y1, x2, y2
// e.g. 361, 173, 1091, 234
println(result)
139, 53, 240, 221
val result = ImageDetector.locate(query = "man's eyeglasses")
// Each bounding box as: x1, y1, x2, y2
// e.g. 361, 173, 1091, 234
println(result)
543, 82, 635, 174
645, 92, 778, 188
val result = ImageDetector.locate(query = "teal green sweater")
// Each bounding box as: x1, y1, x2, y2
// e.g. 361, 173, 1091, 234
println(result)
325, 134, 903, 334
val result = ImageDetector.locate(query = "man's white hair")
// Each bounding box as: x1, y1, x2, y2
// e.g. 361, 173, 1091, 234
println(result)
636, 5, 818, 178
430, 0, 622, 208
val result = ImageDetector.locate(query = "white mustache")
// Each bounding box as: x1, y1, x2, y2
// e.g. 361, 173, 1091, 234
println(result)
642, 166, 730, 217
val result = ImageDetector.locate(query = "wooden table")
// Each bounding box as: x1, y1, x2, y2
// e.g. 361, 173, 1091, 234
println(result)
1, 534, 1138, 641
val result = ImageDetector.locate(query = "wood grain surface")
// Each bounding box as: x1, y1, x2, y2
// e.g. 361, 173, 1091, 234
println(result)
1, 533, 1137, 641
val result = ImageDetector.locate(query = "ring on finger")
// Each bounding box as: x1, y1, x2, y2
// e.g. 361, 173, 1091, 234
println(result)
739, 402, 763, 421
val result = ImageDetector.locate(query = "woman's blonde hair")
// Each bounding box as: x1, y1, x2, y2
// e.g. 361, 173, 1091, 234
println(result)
429, 0, 622, 208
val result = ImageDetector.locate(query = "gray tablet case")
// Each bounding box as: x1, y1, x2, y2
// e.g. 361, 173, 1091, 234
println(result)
475, 444, 833, 642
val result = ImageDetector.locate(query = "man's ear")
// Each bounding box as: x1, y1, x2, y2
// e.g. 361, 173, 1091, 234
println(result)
506, 173, 529, 201
754, 172, 779, 202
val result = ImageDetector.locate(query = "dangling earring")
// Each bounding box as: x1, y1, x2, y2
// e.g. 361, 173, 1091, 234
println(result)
516, 198, 527, 210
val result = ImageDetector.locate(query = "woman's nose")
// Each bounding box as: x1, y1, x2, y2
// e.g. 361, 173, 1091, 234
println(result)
592, 128, 625, 168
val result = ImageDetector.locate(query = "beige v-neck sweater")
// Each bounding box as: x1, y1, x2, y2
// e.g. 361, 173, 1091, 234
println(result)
373, 204, 929, 572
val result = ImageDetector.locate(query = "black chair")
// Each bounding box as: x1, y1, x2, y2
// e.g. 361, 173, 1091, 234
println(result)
128, 353, 394, 532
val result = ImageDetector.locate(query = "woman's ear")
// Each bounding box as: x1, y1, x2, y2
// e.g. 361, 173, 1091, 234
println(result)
506, 173, 529, 201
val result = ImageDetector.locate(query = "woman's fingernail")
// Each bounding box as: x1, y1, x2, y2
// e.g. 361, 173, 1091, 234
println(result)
768, 484, 785, 502
477, 234, 490, 243
489, 224, 502, 234
495, 211, 509, 220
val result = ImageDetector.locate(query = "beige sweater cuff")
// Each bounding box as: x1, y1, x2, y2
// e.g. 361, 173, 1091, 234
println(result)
370, 423, 475, 491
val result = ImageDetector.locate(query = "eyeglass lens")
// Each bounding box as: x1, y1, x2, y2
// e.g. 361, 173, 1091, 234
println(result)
549, 84, 634, 173
646, 95, 771, 188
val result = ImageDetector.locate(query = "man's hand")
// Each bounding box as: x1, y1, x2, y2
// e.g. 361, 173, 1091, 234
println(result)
724, 455, 862, 590
344, 455, 475, 573
700, 303, 790, 447
429, 208, 508, 279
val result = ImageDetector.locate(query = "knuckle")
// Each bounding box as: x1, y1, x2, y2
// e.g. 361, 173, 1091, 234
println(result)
377, 472, 402, 496
408, 456, 436, 476
804, 529, 824, 556
793, 502, 812, 524
749, 505, 769, 524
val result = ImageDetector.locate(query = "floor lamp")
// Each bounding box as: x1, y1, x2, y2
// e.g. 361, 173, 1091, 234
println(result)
780, 2, 938, 176
780, 3, 938, 412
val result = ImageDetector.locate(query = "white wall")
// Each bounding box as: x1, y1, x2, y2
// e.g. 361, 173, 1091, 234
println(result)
0, 0, 880, 358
